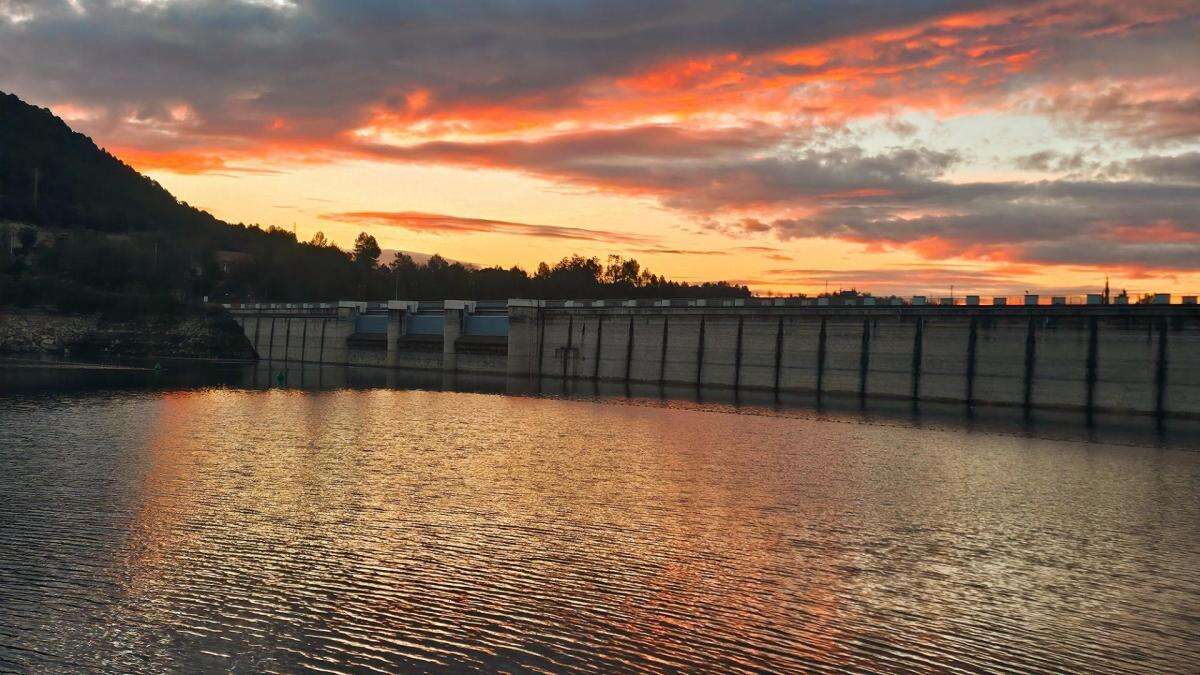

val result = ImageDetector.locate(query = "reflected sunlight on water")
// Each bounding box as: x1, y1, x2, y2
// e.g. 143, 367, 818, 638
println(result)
1, 378, 1199, 672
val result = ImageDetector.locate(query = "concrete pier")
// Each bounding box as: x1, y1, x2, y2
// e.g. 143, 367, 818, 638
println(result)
227, 299, 1200, 418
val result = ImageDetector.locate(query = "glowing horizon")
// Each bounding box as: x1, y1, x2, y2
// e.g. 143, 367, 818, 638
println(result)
4, 0, 1198, 296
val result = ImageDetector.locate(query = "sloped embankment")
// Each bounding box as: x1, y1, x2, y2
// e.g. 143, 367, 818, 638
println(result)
0, 309, 256, 360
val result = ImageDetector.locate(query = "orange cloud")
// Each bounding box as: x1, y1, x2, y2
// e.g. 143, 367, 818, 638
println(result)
111, 148, 234, 174
322, 210, 654, 245
1107, 222, 1200, 243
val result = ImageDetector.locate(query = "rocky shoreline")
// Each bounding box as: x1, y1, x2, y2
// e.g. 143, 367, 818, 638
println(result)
0, 309, 256, 360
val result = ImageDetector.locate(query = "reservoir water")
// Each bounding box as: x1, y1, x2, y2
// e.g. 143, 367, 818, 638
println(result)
1, 363, 1198, 673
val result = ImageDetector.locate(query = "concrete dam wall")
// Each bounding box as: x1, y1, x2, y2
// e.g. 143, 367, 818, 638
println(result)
228, 299, 1200, 418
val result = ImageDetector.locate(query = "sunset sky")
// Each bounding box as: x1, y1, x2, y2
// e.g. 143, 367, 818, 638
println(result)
2, 0, 1198, 296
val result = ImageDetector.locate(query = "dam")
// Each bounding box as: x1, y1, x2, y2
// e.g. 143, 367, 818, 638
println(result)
225, 297, 1200, 418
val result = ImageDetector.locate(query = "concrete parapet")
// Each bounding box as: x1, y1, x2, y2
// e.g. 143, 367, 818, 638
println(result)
444, 299, 477, 312
388, 300, 420, 313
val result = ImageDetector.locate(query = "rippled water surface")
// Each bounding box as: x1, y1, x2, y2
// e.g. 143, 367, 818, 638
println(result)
1, 369, 1199, 673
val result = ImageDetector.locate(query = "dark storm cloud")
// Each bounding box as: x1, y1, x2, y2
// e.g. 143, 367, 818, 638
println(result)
1015, 240, 1200, 271
370, 131, 962, 211
1045, 91, 1200, 146
741, 177, 1200, 270
749, 176, 1200, 233
1014, 150, 1093, 174
364, 124, 787, 167
2, 0, 1194, 153
0, 0, 996, 147
1120, 152, 1200, 183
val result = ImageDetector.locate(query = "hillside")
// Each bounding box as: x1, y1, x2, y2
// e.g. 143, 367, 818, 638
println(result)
0, 92, 225, 234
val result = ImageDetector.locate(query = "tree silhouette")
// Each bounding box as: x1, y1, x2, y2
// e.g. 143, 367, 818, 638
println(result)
352, 232, 381, 267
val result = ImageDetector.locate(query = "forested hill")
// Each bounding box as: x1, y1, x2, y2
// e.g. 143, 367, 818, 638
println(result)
0, 92, 226, 234
0, 91, 749, 312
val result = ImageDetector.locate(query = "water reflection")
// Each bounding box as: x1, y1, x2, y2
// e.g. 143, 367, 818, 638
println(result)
4, 359, 1197, 451
2, 362, 1199, 671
